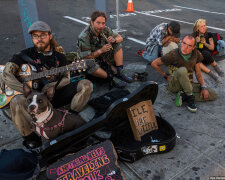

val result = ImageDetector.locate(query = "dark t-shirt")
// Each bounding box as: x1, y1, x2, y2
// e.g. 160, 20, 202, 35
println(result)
9, 47, 68, 90
161, 48, 203, 81
192, 32, 213, 51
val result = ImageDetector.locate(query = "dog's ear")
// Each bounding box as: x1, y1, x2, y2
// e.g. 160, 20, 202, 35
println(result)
23, 83, 31, 97
44, 85, 55, 100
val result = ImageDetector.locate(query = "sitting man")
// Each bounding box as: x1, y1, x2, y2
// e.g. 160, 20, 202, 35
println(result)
151, 35, 217, 112
1, 21, 93, 149
77, 10, 133, 88
143, 21, 180, 62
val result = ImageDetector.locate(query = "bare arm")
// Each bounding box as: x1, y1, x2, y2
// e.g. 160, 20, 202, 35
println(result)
195, 63, 209, 100
84, 34, 123, 59
195, 63, 205, 86
202, 37, 214, 51
151, 58, 169, 79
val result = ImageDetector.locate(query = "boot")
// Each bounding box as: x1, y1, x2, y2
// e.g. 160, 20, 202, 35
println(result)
214, 65, 225, 77
208, 71, 220, 82
23, 132, 42, 150
107, 70, 127, 89
186, 94, 197, 113
116, 66, 133, 83
71, 79, 93, 112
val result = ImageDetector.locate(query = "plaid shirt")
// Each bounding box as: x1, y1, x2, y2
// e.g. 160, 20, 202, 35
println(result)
146, 23, 168, 54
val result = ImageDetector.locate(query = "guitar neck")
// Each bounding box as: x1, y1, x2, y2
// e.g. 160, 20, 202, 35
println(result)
23, 65, 73, 82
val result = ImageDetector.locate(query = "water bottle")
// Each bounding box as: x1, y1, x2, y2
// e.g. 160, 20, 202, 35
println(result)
199, 35, 204, 49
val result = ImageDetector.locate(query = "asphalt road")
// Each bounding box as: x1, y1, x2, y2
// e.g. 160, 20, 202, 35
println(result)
1, 0, 225, 179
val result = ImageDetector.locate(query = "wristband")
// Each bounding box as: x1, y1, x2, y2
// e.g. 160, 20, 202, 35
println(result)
201, 85, 207, 90
164, 73, 169, 80
97, 49, 102, 55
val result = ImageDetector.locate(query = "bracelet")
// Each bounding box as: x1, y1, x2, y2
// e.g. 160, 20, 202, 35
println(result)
164, 73, 169, 80
201, 85, 207, 90
114, 38, 117, 43
97, 49, 102, 55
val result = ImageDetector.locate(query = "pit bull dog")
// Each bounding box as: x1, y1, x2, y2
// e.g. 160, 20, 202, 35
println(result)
23, 84, 86, 140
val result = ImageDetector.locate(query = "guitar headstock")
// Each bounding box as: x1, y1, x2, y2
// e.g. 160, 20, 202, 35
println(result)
69, 60, 87, 72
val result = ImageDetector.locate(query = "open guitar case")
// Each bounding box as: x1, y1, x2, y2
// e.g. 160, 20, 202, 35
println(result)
40, 81, 176, 167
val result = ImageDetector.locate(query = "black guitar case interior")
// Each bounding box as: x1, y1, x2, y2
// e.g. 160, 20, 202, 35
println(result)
40, 81, 176, 166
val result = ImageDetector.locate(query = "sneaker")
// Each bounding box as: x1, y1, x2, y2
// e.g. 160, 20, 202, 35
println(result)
112, 77, 127, 88
186, 95, 197, 113
118, 69, 133, 83
175, 91, 188, 107
208, 71, 221, 82
214, 65, 225, 77
22, 132, 42, 150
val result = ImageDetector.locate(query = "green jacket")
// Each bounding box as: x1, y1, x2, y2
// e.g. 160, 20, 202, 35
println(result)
77, 25, 118, 59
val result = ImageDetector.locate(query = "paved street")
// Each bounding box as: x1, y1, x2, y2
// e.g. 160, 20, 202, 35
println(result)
0, 0, 225, 179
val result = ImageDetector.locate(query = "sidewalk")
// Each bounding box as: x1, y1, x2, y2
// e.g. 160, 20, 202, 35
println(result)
0, 59, 225, 180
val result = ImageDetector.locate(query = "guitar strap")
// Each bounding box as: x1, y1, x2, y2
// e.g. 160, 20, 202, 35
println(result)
18, 52, 49, 87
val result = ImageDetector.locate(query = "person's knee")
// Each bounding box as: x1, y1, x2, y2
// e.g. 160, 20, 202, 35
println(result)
86, 59, 100, 74
77, 79, 93, 93
202, 50, 214, 64
176, 67, 188, 76
208, 88, 218, 101
10, 95, 24, 112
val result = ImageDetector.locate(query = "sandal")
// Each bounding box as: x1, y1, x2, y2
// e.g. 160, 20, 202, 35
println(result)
132, 72, 148, 82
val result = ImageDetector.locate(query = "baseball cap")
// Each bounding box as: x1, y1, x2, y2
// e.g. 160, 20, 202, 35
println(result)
28, 21, 51, 34
168, 21, 180, 38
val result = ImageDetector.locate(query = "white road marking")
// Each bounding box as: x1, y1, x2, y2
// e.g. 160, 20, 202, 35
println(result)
135, 11, 225, 32
174, 5, 225, 15
63, 16, 145, 45
64, 16, 88, 25
127, 37, 145, 45
126, 64, 147, 69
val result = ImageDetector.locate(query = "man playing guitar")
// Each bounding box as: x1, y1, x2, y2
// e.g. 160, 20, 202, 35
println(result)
1, 21, 93, 149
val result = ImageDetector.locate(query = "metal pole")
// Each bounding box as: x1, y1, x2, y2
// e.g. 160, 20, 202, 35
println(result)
116, 0, 120, 32
17, 0, 50, 48
95, 0, 110, 26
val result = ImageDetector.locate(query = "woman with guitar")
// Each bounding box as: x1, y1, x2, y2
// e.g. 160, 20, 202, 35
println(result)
1, 21, 93, 150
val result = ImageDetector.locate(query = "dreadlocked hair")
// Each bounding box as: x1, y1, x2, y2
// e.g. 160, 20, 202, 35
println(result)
90, 10, 107, 23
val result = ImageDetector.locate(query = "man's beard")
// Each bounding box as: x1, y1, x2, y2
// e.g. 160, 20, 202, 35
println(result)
35, 41, 50, 52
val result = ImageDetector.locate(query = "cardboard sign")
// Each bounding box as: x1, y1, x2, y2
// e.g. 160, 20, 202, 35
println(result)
126, 100, 158, 141
47, 140, 125, 180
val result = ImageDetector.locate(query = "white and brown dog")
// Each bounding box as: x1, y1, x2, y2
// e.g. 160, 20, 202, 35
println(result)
23, 84, 86, 140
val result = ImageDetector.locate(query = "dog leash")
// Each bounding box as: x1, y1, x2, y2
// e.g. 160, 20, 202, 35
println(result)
34, 109, 68, 139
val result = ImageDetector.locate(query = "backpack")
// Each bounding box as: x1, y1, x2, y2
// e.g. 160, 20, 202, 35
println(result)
0, 149, 39, 180
212, 33, 223, 50
210, 33, 223, 55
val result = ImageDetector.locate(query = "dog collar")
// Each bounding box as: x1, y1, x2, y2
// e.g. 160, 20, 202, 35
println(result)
34, 109, 54, 127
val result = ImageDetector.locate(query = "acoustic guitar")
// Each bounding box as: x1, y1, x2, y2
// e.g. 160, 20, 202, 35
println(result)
0, 60, 87, 109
